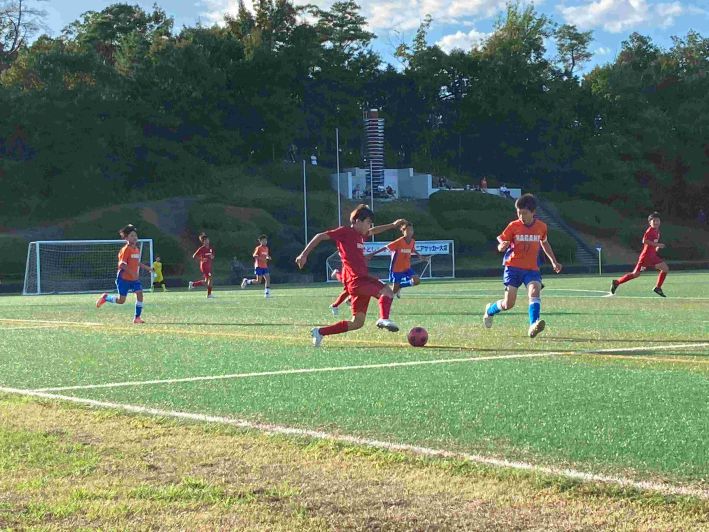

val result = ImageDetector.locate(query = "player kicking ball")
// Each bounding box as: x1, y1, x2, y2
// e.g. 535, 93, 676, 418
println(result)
482, 194, 562, 338
296, 204, 407, 347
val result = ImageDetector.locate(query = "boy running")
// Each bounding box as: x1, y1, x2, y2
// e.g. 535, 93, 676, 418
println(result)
295, 204, 407, 347
152, 255, 167, 292
611, 212, 669, 297
368, 221, 428, 298
189, 233, 215, 298
96, 224, 153, 323
483, 194, 562, 338
241, 235, 271, 298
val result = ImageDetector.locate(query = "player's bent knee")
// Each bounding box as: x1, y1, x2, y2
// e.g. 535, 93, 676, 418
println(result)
350, 317, 365, 329
412, 277, 421, 286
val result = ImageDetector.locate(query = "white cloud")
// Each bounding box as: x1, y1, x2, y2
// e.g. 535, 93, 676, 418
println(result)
198, 0, 511, 33
595, 46, 611, 55
436, 29, 489, 52
557, 0, 685, 33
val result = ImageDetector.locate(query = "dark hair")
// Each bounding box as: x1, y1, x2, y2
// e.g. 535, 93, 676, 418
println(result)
258, 234, 268, 240
648, 211, 661, 222
119, 224, 137, 238
199, 232, 208, 243
515, 194, 537, 212
350, 204, 374, 224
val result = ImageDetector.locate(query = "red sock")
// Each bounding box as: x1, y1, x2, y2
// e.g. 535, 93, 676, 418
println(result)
192, 280, 205, 287
319, 321, 349, 336
332, 290, 349, 308
378, 295, 392, 320
656, 271, 667, 288
617, 273, 636, 285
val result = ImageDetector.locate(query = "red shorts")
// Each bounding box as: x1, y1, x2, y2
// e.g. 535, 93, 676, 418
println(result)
200, 263, 212, 277
347, 276, 385, 315
633, 255, 663, 274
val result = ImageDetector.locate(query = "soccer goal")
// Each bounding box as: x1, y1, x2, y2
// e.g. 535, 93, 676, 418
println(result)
23, 239, 154, 295
325, 240, 455, 282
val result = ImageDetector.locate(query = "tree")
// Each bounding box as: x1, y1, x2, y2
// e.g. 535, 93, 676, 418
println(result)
555, 24, 593, 78
0, 0, 46, 71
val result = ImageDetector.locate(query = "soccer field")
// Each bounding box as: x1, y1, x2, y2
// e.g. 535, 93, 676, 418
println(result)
1, 272, 708, 499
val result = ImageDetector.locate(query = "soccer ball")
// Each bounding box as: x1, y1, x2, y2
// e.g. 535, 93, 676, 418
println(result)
407, 326, 428, 347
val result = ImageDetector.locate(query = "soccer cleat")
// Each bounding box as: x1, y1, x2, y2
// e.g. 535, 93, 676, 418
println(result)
653, 287, 666, 298
330, 269, 340, 281
311, 327, 323, 347
610, 280, 619, 295
207, 294, 215, 299
96, 293, 108, 308
329, 304, 339, 316
188, 281, 194, 290
133, 317, 145, 324
264, 291, 270, 299
483, 304, 493, 329
395, 292, 401, 299
528, 319, 546, 338
376, 318, 399, 332
241, 278, 248, 289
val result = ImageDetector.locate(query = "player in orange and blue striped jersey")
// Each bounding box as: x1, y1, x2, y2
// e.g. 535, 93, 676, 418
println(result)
483, 194, 562, 338
96, 224, 153, 323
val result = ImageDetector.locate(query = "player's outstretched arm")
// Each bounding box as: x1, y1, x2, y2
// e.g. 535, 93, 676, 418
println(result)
369, 219, 407, 236
139, 263, 154, 272
295, 232, 330, 269
540, 240, 562, 273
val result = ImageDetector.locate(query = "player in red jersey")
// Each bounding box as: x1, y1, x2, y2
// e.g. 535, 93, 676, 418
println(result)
482, 194, 562, 338
241, 235, 271, 298
295, 204, 407, 347
189, 233, 215, 298
611, 212, 669, 297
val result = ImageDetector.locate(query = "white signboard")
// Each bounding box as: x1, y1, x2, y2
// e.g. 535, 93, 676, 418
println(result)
363, 240, 452, 255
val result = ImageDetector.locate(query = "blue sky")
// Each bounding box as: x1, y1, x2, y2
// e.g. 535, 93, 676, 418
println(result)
39, 0, 708, 73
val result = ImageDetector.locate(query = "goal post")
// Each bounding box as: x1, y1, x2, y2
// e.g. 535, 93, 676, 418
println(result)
325, 240, 455, 282
23, 239, 154, 295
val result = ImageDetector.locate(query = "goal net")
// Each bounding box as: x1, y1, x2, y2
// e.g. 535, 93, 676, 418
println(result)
23, 239, 154, 295
325, 240, 455, 282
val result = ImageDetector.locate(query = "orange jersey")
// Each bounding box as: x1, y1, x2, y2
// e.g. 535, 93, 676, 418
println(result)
499, 219, 548, 271
253, 245, 269, 268
387, 237, 416, 272
118, 244, 141, 281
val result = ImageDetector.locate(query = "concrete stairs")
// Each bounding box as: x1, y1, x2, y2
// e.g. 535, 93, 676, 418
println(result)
535, 200, 598, 272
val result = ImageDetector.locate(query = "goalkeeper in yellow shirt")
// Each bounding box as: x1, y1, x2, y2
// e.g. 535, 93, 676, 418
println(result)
152, 256, 167, 291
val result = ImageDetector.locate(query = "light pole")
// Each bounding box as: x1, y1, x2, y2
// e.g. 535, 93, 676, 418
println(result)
303, 160, 308, 244
335, 128, 342, 226
596, 246, 602, 275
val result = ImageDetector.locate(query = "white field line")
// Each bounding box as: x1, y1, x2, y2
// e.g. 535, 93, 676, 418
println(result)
2, 325, 74, 331
0, 385, 706, 500
32, 343, 709, 393
34, 352, 562, 392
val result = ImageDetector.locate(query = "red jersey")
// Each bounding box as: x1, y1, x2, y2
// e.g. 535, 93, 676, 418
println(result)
326, 226, 368, 283
387, 237, 416, 272
194, 245, 215, 265
253, 245, 269, 268
639, 227, 660, 260
499, 219, 548, 271
118, 244, 141, 281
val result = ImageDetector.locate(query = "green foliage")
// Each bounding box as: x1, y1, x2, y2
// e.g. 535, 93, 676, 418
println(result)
547, 228, 577, 264
619, 222, 709, 261
0, 235, 28, 279
554, 200, 624, 237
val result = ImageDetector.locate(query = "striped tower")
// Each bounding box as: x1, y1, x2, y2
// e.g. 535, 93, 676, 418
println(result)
363, 109, 384, 189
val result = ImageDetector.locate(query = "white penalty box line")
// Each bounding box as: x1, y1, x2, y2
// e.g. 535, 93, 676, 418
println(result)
31, 342, 709, 393
0, 384, 706, 500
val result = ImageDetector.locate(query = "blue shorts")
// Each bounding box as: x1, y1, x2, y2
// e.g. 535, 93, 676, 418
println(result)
116, 275, 143, 296
503, 267, 542, 289
254, 267, 269, 276
389, 268, 415, 285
